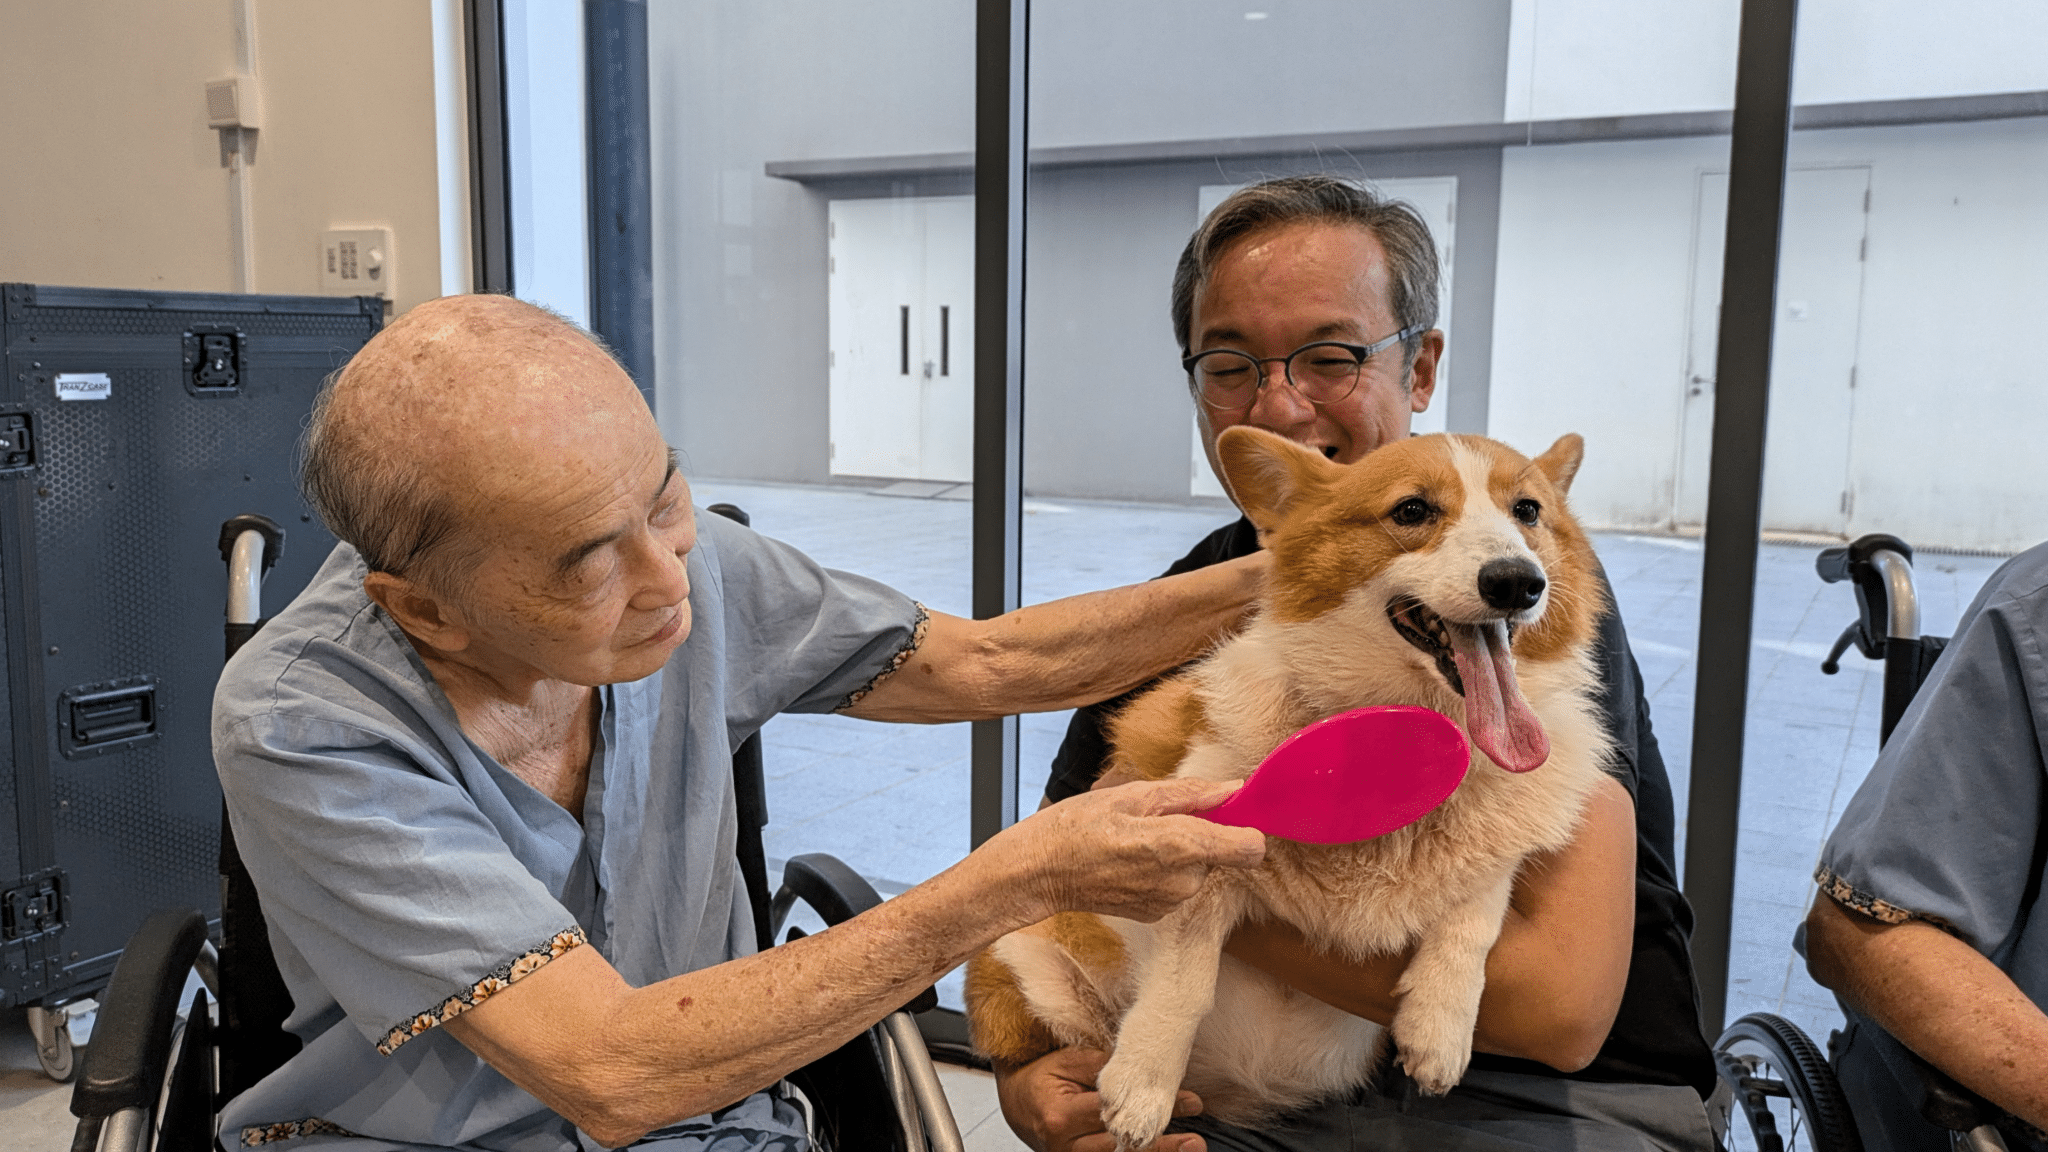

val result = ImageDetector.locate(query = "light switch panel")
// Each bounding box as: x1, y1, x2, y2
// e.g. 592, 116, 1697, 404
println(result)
320, 228, 394, 298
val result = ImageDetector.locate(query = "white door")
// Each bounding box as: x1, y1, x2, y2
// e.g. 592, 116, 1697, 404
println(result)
1191, 177, 1457, 497
1675, 167, 1870, 534
828, 196, 974, 482
917, 198, 975, 482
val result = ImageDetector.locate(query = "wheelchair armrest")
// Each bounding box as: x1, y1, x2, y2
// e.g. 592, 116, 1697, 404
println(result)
777, 853, 884, 927
774, 854, 938, 1015
1906, 1042, 2001, 1134
71, 908, 211, 1119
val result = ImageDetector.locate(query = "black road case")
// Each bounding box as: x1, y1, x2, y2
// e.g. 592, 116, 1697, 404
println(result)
0, 284, 380, 1038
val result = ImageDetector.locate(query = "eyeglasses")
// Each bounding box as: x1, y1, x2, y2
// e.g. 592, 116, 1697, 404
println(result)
1181, 325, 1426, 411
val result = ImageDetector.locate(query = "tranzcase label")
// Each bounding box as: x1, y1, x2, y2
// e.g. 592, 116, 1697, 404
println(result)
53, 373, 112, 401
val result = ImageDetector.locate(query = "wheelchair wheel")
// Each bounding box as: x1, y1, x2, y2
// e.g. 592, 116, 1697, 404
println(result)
1714, 1013, 1860, 1152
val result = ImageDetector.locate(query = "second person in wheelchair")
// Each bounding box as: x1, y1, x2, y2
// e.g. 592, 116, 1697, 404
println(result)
211, 292, 1273, 1152
1805, 540, 2048, 1147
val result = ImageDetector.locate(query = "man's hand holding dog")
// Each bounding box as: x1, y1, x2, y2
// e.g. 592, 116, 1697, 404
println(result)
998, 1047, 1209, 1152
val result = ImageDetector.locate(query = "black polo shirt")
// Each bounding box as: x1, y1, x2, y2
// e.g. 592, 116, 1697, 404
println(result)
1042, 516, 1718, 1098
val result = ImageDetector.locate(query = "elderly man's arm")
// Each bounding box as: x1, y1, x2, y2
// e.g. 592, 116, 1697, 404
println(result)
1805, 894, 2048, 1128
841, 553, 1267, 723
442, 779, 1264, 1148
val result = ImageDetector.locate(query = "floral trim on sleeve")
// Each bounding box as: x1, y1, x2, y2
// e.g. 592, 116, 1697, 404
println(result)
836, 602, 931, 711
375, 926, 587, 1055
239, 1118, 359, 1146
1813, 865, 1949, 929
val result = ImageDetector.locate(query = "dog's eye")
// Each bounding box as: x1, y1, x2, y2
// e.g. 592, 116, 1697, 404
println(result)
1389, 497, 1434, 527
1512, 498, 1541, 526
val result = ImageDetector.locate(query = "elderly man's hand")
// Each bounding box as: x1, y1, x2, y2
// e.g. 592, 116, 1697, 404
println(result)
982, 778, 1264, 926
997, 1048, 1207, 1152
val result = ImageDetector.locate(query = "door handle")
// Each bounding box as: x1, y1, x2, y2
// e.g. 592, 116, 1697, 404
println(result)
1689, 374, 1714, 396
900, 305, 910, 375
923, 360, 935, 379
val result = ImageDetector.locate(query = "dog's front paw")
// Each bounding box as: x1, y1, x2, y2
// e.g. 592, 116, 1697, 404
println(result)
1392, 1010, 1473, 1096
1397, 1041, 1471, 1096
1096, 1057, 1178, 1152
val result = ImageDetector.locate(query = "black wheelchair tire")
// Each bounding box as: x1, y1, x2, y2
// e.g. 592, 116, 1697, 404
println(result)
1714, 1013, 1862, 1152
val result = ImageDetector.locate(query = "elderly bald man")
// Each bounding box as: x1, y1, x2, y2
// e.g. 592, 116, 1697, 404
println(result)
211, 294, 1268, 1152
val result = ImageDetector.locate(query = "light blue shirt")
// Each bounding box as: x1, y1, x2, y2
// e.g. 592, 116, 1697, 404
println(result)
213, 511, 924, 1151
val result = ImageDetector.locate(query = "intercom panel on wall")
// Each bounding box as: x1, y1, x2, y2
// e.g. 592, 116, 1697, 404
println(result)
0, 283, 379, 1010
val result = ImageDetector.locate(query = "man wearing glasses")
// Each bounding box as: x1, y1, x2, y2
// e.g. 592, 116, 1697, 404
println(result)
997, 176, 1719, 1151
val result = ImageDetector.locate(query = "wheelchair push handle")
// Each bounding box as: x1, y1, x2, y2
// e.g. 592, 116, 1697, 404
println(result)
1815, 533, 1921, 670
1815, 545, 1853, 585
221, 514, 284, 662
1814, 532, 1951, 745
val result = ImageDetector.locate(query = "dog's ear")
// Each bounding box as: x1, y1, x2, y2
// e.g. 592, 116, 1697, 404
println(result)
1533, 433, 1585, 496
1217, 426, 1337, 531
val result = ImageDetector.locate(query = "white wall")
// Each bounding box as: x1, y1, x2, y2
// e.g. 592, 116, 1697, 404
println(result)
1031, 0, 1507, 147
1504, 0, 1739, 119
1505, 0, 2048, 121
1811, 118, 2048, 551
0, 1, 446, 314
1488, 135, 1715, 527
651, 0, 1514, 492
1487, 118, 2048, 552
649, 0, 976, 482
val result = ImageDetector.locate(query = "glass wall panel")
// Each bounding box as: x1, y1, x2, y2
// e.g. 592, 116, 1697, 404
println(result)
1509, 4, 2047, 1138
1728, 0, 2048, 1053
648, 4, 979, 985
1019, 1, 1538, 802
645, 0, 2048, 1095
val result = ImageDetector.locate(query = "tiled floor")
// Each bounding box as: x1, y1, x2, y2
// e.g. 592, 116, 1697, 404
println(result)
0, 477, 2010, 1150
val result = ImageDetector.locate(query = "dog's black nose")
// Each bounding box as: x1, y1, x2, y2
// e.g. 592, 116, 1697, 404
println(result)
1478, 558, 1546, 612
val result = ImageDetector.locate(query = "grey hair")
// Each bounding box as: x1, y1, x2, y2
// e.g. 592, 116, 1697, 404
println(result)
1170, 175, 1442, 372
298, 365, 479, 592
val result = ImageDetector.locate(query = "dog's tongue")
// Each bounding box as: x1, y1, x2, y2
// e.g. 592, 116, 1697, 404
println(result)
1449, 620, 1549, 773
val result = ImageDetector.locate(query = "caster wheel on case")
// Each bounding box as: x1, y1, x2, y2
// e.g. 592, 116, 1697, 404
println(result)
27, 1004, 79, 1083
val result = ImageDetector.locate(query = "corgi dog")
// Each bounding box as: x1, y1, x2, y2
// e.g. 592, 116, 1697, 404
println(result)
964, 427, 1613, 1149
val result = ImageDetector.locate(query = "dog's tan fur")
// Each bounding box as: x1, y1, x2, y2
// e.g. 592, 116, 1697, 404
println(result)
965, 429, 1613, 1148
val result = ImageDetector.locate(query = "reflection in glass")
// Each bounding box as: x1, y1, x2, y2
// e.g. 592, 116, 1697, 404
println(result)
648, 4, 979, 992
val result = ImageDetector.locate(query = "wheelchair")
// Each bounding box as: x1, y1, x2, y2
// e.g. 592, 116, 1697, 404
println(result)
67, 507, 964, 1152
1705, 534, 2033, 1152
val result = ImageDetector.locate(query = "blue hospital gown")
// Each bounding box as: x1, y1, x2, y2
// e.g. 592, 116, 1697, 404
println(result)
211, 511, 925, 1151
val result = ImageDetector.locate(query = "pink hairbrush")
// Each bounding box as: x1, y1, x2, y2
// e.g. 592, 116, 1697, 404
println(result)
1195, 706, 1469, 844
